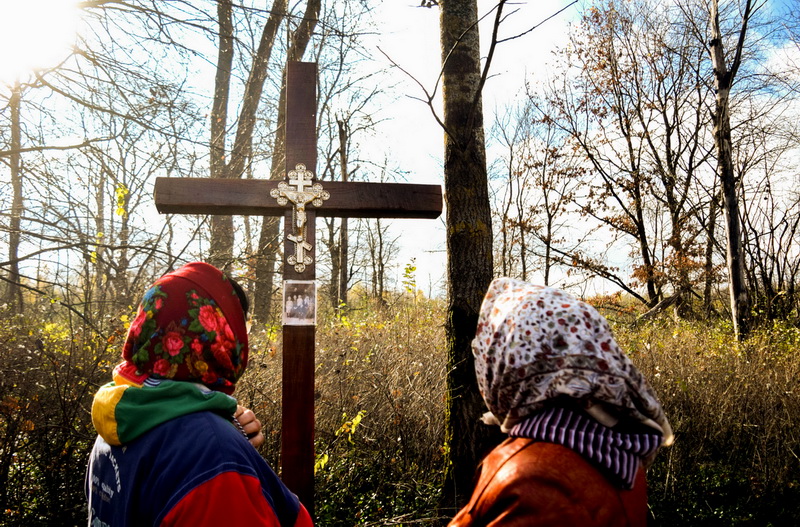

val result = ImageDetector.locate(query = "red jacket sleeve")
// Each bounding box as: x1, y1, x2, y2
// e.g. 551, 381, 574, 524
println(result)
294, 504, 314, 527
450, 440, 648, 527
160, 471, 281, 526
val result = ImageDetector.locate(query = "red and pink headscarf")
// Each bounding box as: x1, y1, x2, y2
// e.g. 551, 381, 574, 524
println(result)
473, 278, 673, 444
116, 262, 248, 395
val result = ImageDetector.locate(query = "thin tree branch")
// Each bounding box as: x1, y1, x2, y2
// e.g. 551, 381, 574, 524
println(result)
0, 137, 114, 157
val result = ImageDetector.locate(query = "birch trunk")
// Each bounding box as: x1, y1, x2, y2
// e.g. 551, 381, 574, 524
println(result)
709, 0, 753, 339
5, 81, 23, 311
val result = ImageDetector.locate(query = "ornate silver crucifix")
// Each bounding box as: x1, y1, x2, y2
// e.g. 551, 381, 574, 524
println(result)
270, 163, 330, 272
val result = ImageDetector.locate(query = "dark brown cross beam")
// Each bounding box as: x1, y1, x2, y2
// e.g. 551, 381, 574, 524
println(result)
153, 62, 441, 513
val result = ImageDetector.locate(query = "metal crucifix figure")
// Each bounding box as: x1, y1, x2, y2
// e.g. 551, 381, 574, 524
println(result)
271, 163, 330, 272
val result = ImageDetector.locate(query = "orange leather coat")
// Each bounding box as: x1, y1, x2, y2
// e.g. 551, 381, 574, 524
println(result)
450, 438, 648, 527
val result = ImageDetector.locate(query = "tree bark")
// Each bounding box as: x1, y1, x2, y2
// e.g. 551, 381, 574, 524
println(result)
704, 189, 720, 318
92, 165, 107, 312
369, 218, 387, 302
5, 81, 23, 311
252, 0, 321, 323
208, 0, 236, 269
209, 0, 287, 270
337, 119, 349, 308
439, 0, 500, 512
709, 0, 753, 339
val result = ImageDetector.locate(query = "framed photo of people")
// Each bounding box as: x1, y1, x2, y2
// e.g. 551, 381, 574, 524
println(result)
283, 280, 317, 326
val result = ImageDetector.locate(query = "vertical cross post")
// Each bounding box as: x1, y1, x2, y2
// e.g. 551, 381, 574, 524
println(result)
281, 61, 317, 510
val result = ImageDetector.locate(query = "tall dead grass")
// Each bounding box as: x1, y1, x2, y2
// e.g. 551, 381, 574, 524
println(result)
239, 294, 448, 525
2, 293, 799, 526
239, 299, 800, 525
615, 319, 800, 526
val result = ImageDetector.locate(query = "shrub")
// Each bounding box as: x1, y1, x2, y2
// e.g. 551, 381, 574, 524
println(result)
238, 292, 448, 525
3, 291, 800, 526
615, 319, 800, 526
0, 309, 117, 526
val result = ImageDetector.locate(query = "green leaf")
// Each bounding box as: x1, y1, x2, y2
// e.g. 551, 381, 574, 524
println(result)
133, 345, 150, 365
314, 453, 329, 474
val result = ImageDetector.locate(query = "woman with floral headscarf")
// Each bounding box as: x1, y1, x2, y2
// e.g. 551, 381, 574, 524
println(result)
450, 278, 673, 527
86, 262, 313, 527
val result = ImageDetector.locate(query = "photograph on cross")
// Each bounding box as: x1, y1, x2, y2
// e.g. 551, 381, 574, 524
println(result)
282, 280, 317, 326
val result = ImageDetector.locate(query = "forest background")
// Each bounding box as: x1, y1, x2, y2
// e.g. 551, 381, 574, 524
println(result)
2, 0, 800, 525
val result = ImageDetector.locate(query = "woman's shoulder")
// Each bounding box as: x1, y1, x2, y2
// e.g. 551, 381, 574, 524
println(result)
493, 440, 609, 482
465, 439, 647, 527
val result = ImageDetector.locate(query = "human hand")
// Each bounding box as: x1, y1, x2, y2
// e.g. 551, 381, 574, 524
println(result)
235, 405, 265, 448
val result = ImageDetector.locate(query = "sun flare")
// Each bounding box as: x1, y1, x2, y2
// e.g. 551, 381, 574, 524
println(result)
0, 0, 79, 84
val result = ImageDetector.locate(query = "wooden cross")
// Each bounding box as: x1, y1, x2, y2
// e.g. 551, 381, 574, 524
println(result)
153, 62, 442, 513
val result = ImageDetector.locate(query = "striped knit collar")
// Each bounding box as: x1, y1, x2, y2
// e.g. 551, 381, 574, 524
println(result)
509, 405, 662, 489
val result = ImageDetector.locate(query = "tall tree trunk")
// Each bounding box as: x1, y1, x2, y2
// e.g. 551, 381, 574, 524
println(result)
499, 145, 513, 276
544, 208, 554, 286
209, 0, 287, 270
252, 0, 321, 322
370, 218, 386, 303
632, 179, 659, 305
704, 189, 720, 317
709, 0, 753, 339
5, 81, 23, 311
209, 0, 235, 269
327, 220, 340, 309
92, 167, 107, 317
512, 153, 526, 280
337, 119, 349, 308
439, 0, 500, 512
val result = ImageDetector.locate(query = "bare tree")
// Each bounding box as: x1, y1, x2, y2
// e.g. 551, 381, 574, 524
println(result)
706, 0, 760, 339
2, 81, 23, 310
0, 0, 229, 334
491, 104, 531, 278
523, 1, 732, 313
492, 95, 583, 285
252, 0, 388, 322
365, 217, 398, 303
736, 104, 800, 321
208, 0, 288, 270
335, 119, 349, 307
252, 0, 323, 322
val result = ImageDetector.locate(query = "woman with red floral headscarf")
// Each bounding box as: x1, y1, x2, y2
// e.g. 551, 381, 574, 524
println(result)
450, 278, 673, 527
86, 262, 313, 527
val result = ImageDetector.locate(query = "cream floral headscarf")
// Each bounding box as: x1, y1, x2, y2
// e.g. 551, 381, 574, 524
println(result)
473, 278, 673, 444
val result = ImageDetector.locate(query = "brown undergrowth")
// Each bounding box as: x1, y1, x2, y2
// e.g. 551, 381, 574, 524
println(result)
615, 318, 800, 526
1, 296, 799, 526
239, 292, 448, 525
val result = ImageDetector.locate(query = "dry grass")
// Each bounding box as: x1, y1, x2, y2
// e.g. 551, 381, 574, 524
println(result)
234, 300, 800, 525
615, 319, 800, 526
238, 293, 448, 525
2, 295, 799, 526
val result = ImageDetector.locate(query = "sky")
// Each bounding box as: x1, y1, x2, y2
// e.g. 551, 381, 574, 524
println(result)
0, 0, 80, 85
367, 1, 578, 296
0, 0, 579, 298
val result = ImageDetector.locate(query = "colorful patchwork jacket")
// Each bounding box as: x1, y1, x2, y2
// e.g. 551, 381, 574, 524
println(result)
86, 372, 313, 526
